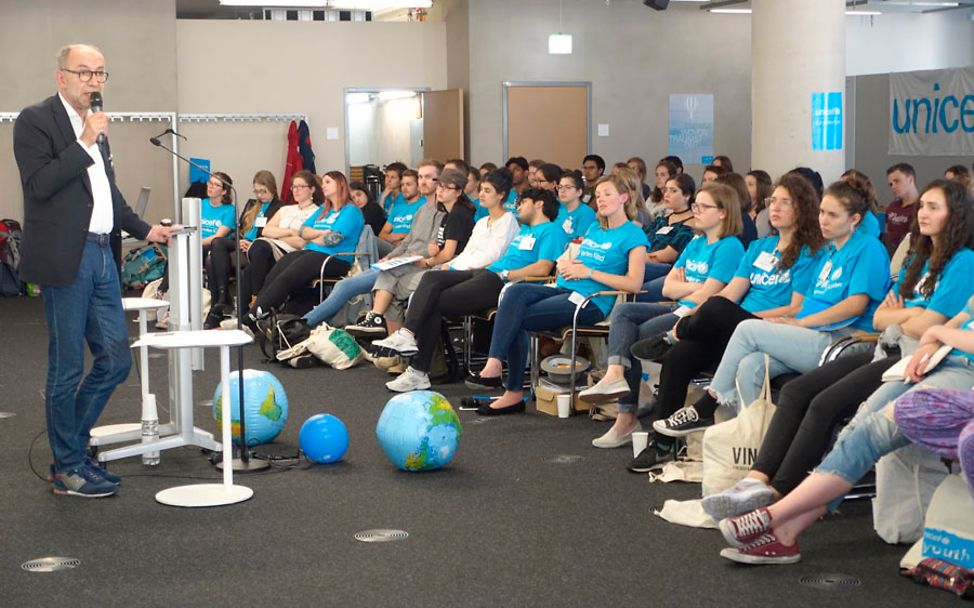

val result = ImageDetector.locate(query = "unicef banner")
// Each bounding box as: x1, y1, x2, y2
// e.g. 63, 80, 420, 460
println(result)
889, 66, 974, 156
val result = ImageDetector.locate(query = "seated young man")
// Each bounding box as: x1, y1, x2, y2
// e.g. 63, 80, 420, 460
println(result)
298, 160, 443, 329
377, 168, 424, 257
375, 186, 566, 391
345, 168, 476, 338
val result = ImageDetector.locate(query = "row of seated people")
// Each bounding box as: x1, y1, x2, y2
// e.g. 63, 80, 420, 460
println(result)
197, 153, 974, 567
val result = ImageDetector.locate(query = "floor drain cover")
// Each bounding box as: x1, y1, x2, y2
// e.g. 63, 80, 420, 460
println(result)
799, 574, 861, 590
21, 557, 81, 572
0, 412, 15, 419
545, 454, 585, 464
354, 529, 409, 543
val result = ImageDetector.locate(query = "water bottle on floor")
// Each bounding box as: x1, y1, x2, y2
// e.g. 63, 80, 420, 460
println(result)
141, 394, 160, 466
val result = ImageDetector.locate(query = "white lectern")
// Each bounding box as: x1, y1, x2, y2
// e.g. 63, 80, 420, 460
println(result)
134, 329, 254, 507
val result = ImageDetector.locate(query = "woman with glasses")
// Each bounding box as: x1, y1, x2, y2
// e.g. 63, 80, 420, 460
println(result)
581, 182, 744, 450
464, 173, 648, 416
245, 170, 364, 323
235, 170, 321, 319
555, 171, 597, 241
203, 170, 283, 329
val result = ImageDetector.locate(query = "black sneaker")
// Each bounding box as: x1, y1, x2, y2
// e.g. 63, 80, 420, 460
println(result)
630, 334, 672, 361
627, 444, 675, 473
652, 406, 714, 437
345, 311, 388, 337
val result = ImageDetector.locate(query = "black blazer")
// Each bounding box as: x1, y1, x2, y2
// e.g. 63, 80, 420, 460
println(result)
13, 94, 150, 287
239, 197, 285, 240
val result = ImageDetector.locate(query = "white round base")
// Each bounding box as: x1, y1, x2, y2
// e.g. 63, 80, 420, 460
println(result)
155, 483, 253, 508
90, 423, 142, 438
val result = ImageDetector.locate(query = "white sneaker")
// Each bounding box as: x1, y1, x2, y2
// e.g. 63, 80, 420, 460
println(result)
385, 366, 431, 393
591, 423, 641, 449
703, 477, 775, 521
373, 329, 419, 356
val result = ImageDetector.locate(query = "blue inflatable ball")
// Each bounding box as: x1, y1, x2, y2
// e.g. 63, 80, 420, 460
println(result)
375, 391, 462, 472
300, 414, 349, 464
213, 369, 288, 446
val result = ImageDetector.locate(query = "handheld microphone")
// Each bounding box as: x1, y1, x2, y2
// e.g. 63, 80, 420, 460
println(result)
89, 91, 106, 145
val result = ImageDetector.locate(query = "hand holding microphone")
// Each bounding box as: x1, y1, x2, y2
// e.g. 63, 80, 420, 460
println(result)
81, 91, 108, 147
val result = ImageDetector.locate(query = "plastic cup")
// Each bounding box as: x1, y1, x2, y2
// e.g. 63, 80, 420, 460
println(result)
632, 431, 649, 458
556, 394, 571, 418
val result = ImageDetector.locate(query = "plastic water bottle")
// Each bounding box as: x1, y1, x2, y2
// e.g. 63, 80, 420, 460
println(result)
141, 394, 160, 466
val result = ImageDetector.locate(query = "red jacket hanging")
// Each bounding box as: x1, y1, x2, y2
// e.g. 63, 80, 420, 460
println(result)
281, 120, 303, 203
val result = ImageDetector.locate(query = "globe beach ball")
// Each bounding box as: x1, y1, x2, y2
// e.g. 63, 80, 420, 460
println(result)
300, 414, 349, 464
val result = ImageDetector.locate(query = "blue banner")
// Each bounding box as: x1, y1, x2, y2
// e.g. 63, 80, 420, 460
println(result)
668, 94, 714, 164
811, 92, 843, 151
189, 157, 211, 184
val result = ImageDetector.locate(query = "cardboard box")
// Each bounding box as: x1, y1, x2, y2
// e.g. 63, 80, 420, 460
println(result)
534, 381, 595, 416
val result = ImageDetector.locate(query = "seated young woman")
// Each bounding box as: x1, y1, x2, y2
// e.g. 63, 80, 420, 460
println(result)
375, 185, 566, 392
701, 178, 974, 520
637, 173, 697, 300
244, 171, 363, 325
555, 171, 597, 242
345, 168, 476, 338
580, 182, 744, 450
349, 179, 386, 240
719, 294, 974, 565
715, 172, 757, 249
839, 169, 882, 239
683, 180, 891, 422
747, 169, 774, 238
236, 170, 321, 313
204, 170, 283, 329
464, 174, 648, 416
646, 160, 677, 219
614, 174, 825, 470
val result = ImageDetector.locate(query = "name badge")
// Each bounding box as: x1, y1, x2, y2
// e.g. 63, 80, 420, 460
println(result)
582, 194, 592, 203
753, 251, 778, 272
568, 291, 589, 307
562, 218, 574, 234
818, 260, 833, 282
518, 236, 536, 250
255, 216, 268, 228
655, 226, 673, 235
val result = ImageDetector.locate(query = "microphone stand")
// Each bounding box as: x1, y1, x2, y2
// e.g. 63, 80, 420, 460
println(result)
150, 135, 268, 473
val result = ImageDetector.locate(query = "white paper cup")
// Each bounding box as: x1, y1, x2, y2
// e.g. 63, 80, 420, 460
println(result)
556, 394, 571, 418
632, 431, 649, 458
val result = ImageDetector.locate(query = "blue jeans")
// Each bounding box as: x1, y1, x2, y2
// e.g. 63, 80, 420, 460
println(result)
302, 268, 378, 327
815, 356, 974, 511
42, 238, 132, 472
488, 283, 605, 391
606, 302, 678, 413
709, 320, 844, 411
635, 263, 671, 302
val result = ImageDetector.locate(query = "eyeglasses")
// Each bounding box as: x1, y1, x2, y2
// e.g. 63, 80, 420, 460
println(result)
61, 68, 109, 83
764, 197, 794, 208
253, 188, 270, 196
437, 183, 459, 191
691, 203, 720, 212
291, 184, 310, 191
207, 181, 225, 189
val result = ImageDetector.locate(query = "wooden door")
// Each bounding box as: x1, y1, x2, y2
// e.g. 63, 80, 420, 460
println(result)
505, 84, 589, 169
422, 89, 464, 162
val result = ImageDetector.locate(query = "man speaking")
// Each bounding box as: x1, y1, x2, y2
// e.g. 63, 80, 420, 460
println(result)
13, 44, 174, 498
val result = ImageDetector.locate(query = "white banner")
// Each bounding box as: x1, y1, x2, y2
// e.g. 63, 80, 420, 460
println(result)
889, 67, 974, 156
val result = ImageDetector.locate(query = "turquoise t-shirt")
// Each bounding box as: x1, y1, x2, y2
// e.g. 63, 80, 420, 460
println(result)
382, 191, 404, 214
796, 229, 890, 331
200, 198, 236, 239
860, 210, 881, 239
556, 221, 649, 316
555, 203, 598, 241
302, 205, 365, 263
488, 221, 568, 275
504, 189, 518, 213
242, 202, 271, 241
387, 196, 425, 234
894, 249, 974, 318
673, 235, 744, 308
734, 236, 823, 314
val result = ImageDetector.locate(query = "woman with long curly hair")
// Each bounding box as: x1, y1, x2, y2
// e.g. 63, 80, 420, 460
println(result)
702, 179, 974, 524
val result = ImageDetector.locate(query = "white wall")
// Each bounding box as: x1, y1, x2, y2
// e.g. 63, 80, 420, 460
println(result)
175, 20, 447, 190
847, 11, 974, 76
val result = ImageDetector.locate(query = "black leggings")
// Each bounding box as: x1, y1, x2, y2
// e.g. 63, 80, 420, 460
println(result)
239, 239, 280, 308
205, 236, 248, 301
403, 269, 504, 373
752, 353, 896, 495
251, 249, 350, 315
656, 296, 757, 420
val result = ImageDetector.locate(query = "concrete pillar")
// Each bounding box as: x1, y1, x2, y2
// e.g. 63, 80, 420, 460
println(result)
751, 0, 846, 183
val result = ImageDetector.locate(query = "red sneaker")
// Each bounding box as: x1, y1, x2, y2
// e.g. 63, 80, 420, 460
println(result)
720, 532, 801, 565
720, 507, 772, 547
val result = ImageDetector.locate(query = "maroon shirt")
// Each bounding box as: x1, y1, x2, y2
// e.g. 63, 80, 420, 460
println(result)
882, 198, 916, 255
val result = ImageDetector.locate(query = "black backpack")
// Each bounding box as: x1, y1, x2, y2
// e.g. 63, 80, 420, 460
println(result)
0, 219, 23, 296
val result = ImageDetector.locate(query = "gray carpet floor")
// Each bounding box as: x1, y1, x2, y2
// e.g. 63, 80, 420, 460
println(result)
0, 296, 956, 607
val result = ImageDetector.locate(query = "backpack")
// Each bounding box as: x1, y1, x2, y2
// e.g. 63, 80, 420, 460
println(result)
0, 219, 23, 296
121, 243, 167, 290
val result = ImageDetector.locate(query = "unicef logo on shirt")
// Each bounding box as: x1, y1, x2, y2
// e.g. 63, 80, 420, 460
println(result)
831, 267, 843, 281
685, 260, 709, 274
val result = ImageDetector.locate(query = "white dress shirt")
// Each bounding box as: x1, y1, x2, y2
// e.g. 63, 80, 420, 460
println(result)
59, 93, 113, 234
449, 211, 519, 271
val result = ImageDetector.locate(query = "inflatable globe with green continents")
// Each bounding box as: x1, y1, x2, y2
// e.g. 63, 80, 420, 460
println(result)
213, 369, 288, 446
375, 391, 462, 472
